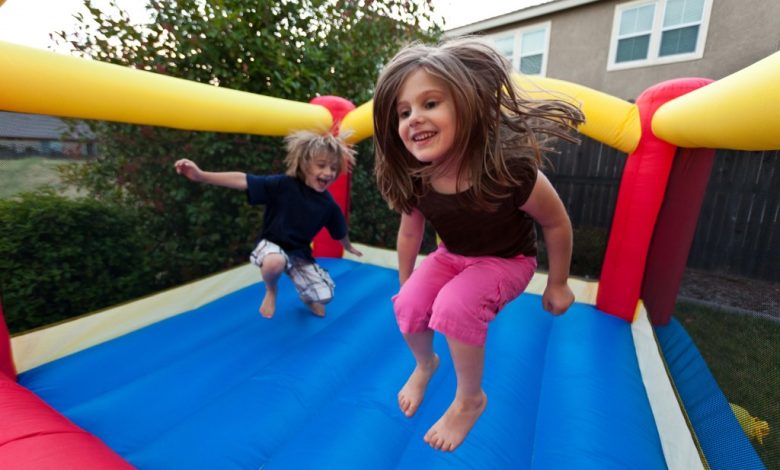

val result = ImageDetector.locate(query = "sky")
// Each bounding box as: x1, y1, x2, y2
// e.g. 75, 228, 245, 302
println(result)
0, 0, 550, 54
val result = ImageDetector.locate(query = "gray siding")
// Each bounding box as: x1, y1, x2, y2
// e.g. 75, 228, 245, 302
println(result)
453, 0, 780, 100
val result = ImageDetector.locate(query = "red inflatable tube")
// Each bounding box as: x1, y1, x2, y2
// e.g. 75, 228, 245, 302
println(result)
0, 373, 132, 469
310, 96, 356, 258
597, 78, 714, 321
0, 301, 15, 380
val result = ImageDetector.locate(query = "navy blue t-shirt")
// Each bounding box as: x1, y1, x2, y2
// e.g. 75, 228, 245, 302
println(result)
246, 174, 347, 261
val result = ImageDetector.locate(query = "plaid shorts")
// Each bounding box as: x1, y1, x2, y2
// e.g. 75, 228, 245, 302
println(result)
250, 239, 335, 304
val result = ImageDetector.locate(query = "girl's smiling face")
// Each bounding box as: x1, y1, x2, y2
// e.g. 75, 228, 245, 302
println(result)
396, 68, 457, 166
303, 153, 339, 192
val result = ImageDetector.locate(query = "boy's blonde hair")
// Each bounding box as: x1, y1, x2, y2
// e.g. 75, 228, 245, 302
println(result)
284, 130, 356, 180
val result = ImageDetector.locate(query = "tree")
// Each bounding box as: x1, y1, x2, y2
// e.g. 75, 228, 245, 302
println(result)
55, 0, 441, 289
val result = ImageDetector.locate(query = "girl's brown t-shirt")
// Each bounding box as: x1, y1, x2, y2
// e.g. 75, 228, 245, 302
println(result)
416, 160, 538, 258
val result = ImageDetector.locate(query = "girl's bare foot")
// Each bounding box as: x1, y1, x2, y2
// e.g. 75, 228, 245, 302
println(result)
306, 302, 325, 317
398, 354, 440, 417
259, 292, 276, 319
424, 391, 487, 452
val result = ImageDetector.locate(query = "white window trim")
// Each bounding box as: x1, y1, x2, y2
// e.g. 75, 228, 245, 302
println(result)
488, 21, 551, 76
607, 0, 712, 71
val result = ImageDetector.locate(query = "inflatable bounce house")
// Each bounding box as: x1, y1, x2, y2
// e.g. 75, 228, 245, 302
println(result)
0, 37, 777, 469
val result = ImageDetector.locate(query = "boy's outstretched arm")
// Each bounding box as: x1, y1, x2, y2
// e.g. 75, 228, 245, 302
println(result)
174, 158, 248, 190
521, 170, 574, 315
339, 237, 363, 257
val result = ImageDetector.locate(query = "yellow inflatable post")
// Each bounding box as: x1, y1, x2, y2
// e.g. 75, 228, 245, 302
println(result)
514, 75, 641, 154
0, 41, 332, 136
653, 52, 780, 150
341, 77, 642, 153
340, 100, 373, 144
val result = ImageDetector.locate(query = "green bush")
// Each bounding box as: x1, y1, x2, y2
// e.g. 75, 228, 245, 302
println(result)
0, 191, 153, 333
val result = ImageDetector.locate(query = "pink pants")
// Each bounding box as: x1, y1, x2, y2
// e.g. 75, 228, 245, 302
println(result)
393, 245, 537, 347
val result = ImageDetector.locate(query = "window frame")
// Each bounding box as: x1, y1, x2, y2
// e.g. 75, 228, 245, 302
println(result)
607, 0, 712, 71
488, 21, 552, 76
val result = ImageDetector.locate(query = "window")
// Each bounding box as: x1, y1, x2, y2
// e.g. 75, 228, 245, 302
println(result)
608, 0, 712, 70
489, 22, 551, 76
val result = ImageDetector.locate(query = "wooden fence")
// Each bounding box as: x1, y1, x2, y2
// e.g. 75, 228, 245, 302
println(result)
546, 138, 779, 281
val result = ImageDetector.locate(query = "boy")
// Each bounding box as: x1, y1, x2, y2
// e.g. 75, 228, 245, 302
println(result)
174, 131, 362, 318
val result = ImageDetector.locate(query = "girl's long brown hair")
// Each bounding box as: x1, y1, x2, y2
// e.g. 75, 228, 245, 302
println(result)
373, 37, 584, 213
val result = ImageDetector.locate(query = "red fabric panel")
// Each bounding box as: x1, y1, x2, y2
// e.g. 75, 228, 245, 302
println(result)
0, 434, 131, 470
597, 78, 714, 320
0, 374, 131, 469
643, 147, 715, 325
309, 96, 356, 258
0, 301, 15, 380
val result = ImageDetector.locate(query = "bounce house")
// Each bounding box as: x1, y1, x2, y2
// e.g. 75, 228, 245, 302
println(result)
1, 38, 778, 469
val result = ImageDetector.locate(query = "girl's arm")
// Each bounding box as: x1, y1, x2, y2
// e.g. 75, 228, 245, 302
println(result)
397, 209, 426, 286
521, 170, 574, 315
338, 237, 363, 257
174, 159, 248, 190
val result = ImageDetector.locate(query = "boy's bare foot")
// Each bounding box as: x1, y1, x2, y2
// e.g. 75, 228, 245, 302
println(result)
306, 302, 325, 317
424, 391, 487, 452
259, 292, 276, 319
398, 354, 440, 417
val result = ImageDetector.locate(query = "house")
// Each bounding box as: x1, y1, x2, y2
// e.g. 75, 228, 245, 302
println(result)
0, 111, 97, 158
445, 0, 780, 100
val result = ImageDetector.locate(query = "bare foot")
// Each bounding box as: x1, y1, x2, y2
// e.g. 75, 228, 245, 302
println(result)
398, 354, 440, 417
259, 292, 276, 319
306, 302, 325, 317
424, 391, 487, 452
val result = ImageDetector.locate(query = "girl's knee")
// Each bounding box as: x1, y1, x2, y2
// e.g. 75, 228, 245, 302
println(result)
393, 289, 428, 316
392, 291, 432, 330
429, 299, 489, 347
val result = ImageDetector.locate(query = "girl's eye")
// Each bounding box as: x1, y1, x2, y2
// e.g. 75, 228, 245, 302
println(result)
425, 100, 437, 109
398, 109, 410, 119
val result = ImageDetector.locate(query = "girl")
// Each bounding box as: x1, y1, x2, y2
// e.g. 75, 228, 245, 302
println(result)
373, 38, 584, 451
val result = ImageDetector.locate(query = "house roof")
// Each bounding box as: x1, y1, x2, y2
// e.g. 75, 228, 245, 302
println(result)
444, 0, 601, 36
0, 111, 95, 140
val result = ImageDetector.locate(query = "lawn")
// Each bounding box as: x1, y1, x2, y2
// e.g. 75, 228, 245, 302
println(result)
675, 301, 780, 469
0, 157, 83, 199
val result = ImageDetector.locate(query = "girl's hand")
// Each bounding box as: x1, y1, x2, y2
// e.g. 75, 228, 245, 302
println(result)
542, 282, 574, 315
174, 159, 202, 182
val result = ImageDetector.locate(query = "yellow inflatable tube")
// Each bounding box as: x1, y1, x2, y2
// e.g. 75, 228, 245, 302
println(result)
340, 76, 642, 152
340, 100, 373, 144
653, 52, 780, 150
514, 75, 641, 154
0, 41, 332, 136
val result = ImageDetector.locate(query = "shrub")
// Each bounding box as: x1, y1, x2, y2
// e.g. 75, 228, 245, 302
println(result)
0, 191, 153, 333
537, 225, 608, 280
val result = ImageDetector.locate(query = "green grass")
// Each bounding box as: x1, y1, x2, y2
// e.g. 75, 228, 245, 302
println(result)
0, 157, 83, 199
674, 301, 780, 469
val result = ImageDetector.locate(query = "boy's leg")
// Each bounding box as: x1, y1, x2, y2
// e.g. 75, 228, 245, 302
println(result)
287, 259, 335, 317
249, 240, 290, 319
424, 337, 486, 452
258, 254, 286, 318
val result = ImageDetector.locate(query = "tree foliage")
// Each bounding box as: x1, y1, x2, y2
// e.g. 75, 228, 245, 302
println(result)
55, 0, 441, 289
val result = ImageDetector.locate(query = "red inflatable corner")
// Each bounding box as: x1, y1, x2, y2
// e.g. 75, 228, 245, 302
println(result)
0, 300, 16, 380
